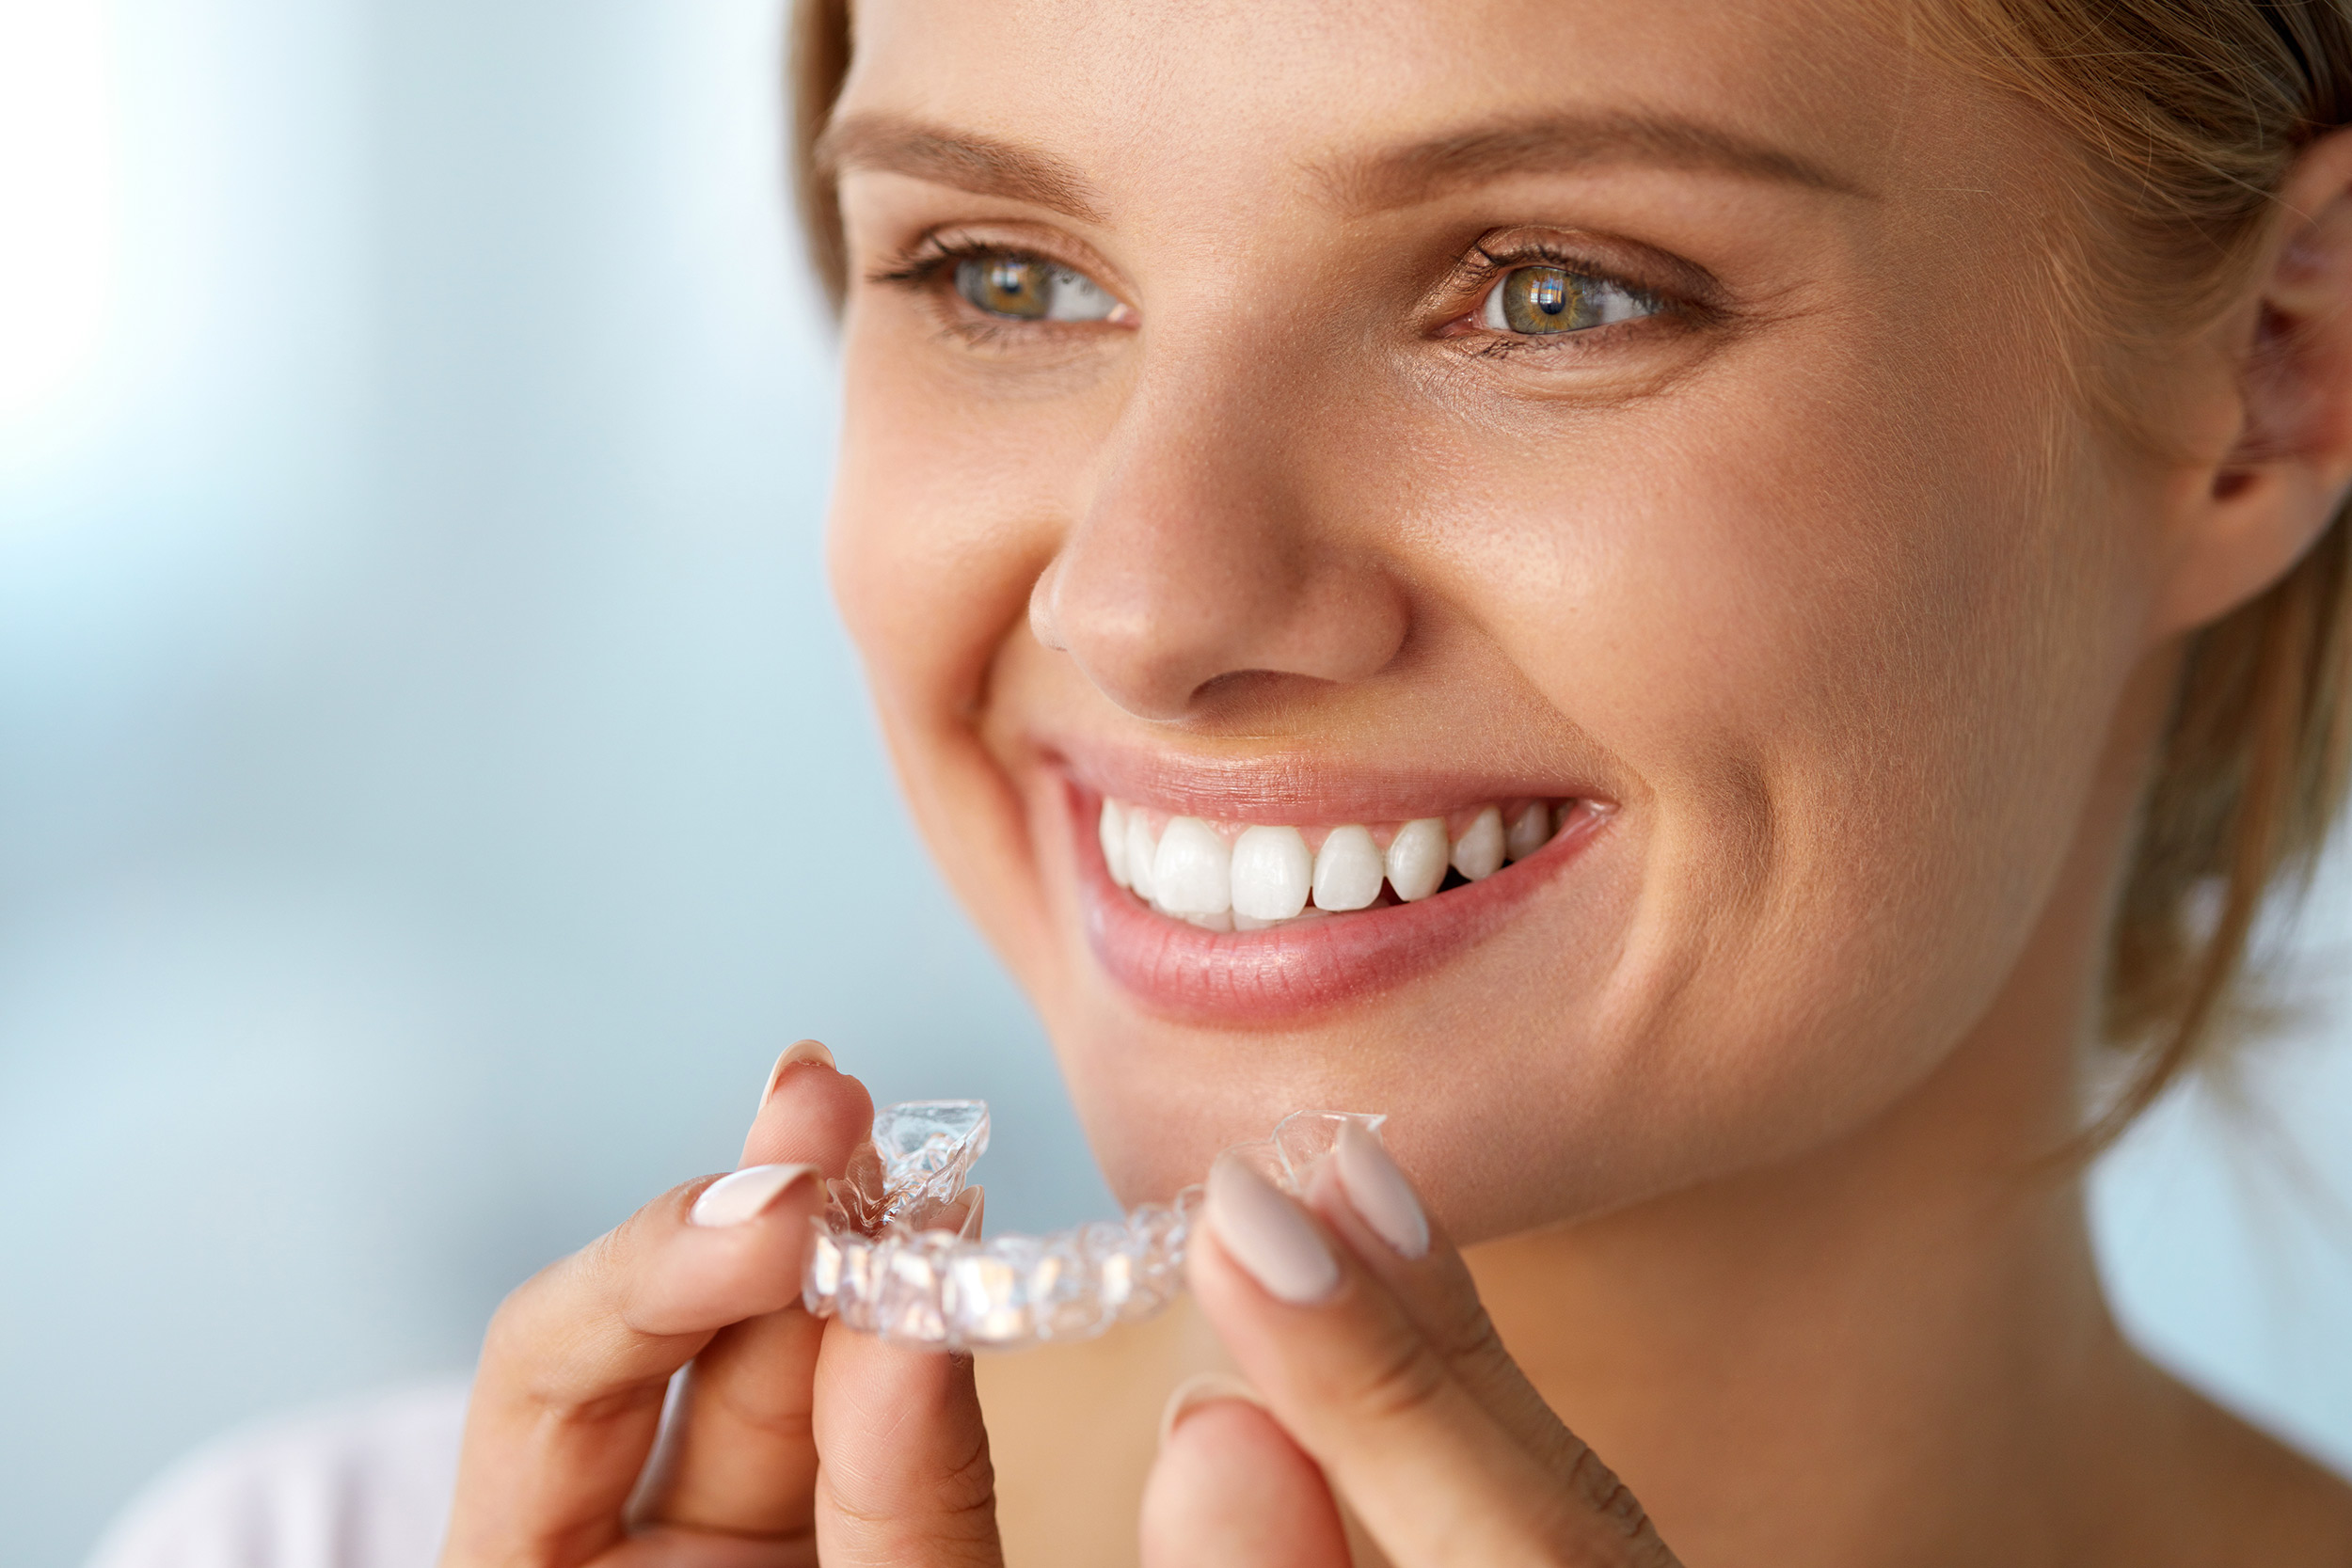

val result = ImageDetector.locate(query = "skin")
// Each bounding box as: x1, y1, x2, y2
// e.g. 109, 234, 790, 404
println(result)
440, 2, 2352, 1564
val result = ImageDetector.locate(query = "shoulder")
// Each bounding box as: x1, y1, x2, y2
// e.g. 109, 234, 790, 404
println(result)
86, 1381, 470, 1568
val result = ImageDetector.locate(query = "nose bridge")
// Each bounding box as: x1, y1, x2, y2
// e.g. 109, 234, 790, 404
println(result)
1037, 332, 1407, 721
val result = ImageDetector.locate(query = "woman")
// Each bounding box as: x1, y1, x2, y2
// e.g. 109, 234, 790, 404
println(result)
105, 1, 2352, 1564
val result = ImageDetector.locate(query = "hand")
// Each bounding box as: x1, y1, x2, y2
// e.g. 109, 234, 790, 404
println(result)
1144, 1123, 1680, 1567
440, 1042, 1005, 1568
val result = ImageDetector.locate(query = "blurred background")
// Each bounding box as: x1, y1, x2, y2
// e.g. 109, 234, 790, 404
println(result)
0, 2, 2345, 1563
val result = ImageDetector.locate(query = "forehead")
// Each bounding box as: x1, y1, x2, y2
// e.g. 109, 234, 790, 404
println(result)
837, 0, 1968, 214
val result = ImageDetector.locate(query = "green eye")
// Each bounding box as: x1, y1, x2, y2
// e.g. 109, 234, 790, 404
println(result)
1482, 264, 1654, 336
953, 252, 1121, 322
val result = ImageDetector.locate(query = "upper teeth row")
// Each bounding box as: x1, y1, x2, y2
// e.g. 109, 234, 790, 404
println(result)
1098, 798, 1572, 928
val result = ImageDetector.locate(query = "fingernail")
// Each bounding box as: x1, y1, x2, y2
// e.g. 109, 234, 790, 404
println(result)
1335, 1119, 1429, 1259
1156, 1371, 1264, 1449
690, 1163, 818, 1227
757, 1038, 835, 1109
1206, 1153, 1341, 1304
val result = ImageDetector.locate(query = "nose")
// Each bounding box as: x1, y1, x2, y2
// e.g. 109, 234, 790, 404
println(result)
1028, 356, 1410, 722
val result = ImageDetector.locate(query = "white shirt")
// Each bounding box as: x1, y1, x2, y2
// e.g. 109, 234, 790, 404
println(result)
86, 1384, 469, 1568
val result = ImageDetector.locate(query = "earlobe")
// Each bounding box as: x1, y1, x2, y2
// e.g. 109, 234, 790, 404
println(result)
2150, 127, 2352, 640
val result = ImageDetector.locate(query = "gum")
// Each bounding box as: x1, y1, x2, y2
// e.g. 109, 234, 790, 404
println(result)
802, 1101, 1385, 1351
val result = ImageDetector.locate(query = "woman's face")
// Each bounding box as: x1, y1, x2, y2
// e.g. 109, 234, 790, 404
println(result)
825, 0, 2174, 1234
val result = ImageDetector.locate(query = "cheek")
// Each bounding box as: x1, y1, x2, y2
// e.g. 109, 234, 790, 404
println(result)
1393, 347, 2136, 1180
827, 325, 1075, 721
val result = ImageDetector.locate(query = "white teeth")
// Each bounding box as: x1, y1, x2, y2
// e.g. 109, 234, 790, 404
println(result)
1231, 825, 1312, 921
1104, 797, 1580, 925
1505, 801, 1549, 863
1100, 799, 1130, 888
1125, 812, 1160, 902
1385, 817, 1449, 902
1312, 825, 1385, 911
1451, 805, 1505, 881
1152, 816, 1232, 915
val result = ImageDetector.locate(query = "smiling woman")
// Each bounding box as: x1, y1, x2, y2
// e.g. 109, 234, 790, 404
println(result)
87, 2, 2352, 1566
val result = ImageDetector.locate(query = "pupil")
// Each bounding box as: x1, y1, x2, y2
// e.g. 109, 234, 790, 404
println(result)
990, 261, 1031, 298
1530, 273, 1567, 315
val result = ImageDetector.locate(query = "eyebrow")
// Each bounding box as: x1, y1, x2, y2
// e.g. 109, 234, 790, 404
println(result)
1322, 111, 1872, 210
818, 112, 1108, 224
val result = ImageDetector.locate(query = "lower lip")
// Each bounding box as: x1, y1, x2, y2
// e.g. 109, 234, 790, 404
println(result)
1068, 783, 1611, 1026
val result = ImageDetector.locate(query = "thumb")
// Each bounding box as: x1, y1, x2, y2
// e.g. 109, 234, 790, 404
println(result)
1139, 1376, 1351, 1568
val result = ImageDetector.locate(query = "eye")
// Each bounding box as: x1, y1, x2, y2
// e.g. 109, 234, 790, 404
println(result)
953, 252, 1123, 322
1481, 264, 1656, 336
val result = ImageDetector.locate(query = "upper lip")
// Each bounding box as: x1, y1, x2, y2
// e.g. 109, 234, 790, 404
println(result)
1038, 736, 1616, 823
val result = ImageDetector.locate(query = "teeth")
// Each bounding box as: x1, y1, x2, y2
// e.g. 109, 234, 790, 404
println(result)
1124, 812, 1160, 903
1451, 805, 1505, 881
1099, 796, 1580, 928
1385, 817, 1449, 902
1152, 816, 1232, 915
1311, 825, 1385, 911
1100, 799, 1130, 888
1505, 801, 1549, 863
1231, 825, 1312, 921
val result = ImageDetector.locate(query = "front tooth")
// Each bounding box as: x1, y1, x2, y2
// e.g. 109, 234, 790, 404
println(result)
1125, 812, 1160, 901
1231, 825, 1311, 920
1386, 817, 1449, 901
1184, 908, 1234, 932
1100, 800, 1130, 888
1312, 825, 1384, 911
1505, 801, 1549, 863
1152, 816, 1232, 914
1452, 806, 1505, 881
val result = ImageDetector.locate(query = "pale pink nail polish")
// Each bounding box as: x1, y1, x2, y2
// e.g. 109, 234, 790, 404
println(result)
690, 1163, 818, 1227
757, 1038, 835, 1109
1335, 1119, 1429, 1259
1206, 1154, 1340, 1304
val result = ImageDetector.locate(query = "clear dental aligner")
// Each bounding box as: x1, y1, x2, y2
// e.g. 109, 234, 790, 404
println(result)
803, 1100, 1386, 1351
1099, 796, 1611, 929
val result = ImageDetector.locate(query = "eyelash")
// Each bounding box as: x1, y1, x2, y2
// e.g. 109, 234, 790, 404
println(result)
871, 237, 1089, 345
869, 232, 1686, 353
1440, 238, 1677, 355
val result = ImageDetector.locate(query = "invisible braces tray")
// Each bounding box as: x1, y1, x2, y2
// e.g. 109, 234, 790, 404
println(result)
802, 1100, 1383, 1351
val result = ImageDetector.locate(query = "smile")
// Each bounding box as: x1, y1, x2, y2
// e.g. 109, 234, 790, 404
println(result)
1065, 776, 1615, 1024
1098, 797, 1589, 928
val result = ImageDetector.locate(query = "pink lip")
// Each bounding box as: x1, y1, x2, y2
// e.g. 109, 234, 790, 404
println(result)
1064, 778, 1613, 1026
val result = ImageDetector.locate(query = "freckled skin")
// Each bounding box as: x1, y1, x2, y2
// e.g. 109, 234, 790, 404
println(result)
824, 2, 2352, 1562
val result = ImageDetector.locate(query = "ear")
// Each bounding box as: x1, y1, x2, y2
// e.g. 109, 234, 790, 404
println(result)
2149, 125, 2352, 639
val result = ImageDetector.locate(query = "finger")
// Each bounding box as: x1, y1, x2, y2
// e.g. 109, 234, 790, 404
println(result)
1139, 1376, 1351, 1568
637, 1044, 874, 1539
1189, 1152, 1681, 1568
444, 1159, 831, 1568
809, 1319, 1003, 1568
1301, 1122, 1584, 1476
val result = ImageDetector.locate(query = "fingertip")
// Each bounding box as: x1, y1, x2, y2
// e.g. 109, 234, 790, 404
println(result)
743, 1050, 875, 1170
1158, 1371, 1264, 1449
757, 1038, 836, 1110
1332, 1119, 1430, 1260
1142, 1389, 1350, 1568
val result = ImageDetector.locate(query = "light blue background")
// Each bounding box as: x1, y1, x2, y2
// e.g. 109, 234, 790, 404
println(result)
0, 5, 2345, 1564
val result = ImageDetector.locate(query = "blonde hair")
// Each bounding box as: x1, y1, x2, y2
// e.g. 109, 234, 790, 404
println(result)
785, 0, 2352, 1139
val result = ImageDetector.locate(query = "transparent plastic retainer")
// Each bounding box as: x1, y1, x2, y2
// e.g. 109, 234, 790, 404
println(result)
802, 1101, 1385, 1351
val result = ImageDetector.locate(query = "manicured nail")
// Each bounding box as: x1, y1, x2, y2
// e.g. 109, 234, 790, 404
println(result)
1206, 1153, 1340, 1304
1156, 1371, 1264, 1449
1335, 1119, 1429, 1259
690, 1163, 818, 1227
757, 1038, 835, 1109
